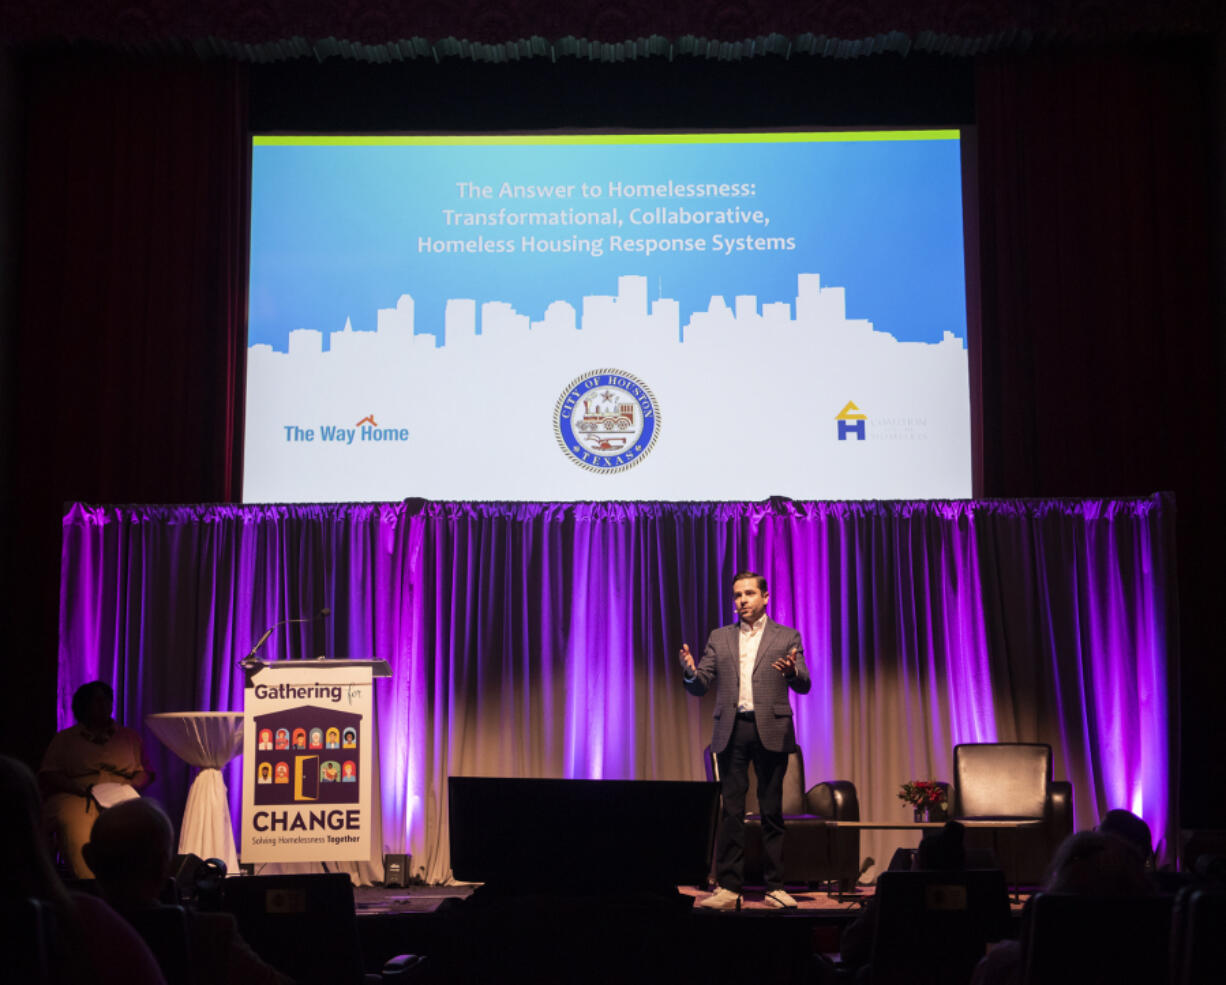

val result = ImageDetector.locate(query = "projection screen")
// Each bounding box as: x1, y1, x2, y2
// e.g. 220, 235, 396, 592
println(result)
244, 130, 972, 502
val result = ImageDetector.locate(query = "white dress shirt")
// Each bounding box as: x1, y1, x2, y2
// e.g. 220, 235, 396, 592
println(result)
736, 613, 768, 712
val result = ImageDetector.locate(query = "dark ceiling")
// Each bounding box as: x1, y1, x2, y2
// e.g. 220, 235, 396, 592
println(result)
2, 1, 1221, 63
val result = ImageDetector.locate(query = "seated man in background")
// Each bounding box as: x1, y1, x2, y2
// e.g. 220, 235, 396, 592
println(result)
83, 798, 292, 985
39, 680, 154, 877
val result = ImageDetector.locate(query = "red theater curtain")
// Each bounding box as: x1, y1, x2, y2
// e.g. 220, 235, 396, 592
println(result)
17, 54, 249, 504
7, 55, 249, 760
974, 47, 1220, 822
975, 47, 1214, 499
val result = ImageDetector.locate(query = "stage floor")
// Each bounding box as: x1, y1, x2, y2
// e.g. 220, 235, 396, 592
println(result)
354, 883, 871, 915
348, 883, 1030, 979
353, 882, 1031, 914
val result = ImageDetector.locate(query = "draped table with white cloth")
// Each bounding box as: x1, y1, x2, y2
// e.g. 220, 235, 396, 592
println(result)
145, 711, 243, 874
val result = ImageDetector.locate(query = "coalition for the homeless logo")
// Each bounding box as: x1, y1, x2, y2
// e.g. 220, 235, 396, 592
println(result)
554, 369, 660, 473
837, 399, 929, 442
836, 401, 867, 441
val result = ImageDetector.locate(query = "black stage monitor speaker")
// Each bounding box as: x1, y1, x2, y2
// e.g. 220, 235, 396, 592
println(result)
447, 776, 720, 893
383, 852, 411, 888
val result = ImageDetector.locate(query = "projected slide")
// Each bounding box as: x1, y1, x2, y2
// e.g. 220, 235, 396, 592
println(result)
244, 132, 971, 502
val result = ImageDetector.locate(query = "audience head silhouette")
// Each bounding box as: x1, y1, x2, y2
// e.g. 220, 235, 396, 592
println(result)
1097, 808, 1154, 869
915, 820, 967, 871
0, 754, 70, 904
0, 755, 171, 985
1044, 829, 1155, 897
83, 797, 176, 907
1193, 852, 1226, 884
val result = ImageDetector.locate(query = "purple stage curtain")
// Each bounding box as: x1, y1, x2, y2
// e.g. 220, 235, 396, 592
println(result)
60, 494, 1177, 883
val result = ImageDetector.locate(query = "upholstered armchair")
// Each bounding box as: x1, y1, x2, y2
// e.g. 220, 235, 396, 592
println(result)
704, 746, 861, 889
948, 742, 1074, 887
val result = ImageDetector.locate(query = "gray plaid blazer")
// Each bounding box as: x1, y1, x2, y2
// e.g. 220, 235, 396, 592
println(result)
682, 617, 810, 753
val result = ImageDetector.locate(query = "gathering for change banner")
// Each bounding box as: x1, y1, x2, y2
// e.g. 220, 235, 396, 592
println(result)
240, 663, 376, 864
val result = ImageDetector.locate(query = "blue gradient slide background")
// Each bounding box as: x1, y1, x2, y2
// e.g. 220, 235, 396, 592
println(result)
248, 133, 966, 350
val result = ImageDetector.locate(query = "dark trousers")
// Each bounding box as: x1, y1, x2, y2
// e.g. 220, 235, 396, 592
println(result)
714, 714, 789, 892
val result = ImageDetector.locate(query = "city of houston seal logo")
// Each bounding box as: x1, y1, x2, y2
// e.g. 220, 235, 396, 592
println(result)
554, 369, 660, 474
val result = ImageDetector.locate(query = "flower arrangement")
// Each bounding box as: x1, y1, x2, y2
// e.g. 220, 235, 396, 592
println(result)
898, 780, 947, 812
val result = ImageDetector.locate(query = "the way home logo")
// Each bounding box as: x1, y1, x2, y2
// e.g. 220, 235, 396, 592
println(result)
836, 401, 867, 441
282, 414, 410, 445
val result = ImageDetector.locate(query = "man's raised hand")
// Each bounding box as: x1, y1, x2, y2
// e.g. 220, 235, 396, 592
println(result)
772, 645, 800, 679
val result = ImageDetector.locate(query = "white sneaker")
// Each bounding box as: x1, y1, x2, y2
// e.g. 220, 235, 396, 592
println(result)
697, 887, 742, 910
764, 888, 799, 909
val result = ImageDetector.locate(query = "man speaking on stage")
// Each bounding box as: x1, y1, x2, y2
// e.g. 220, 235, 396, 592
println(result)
679, 570, 810, 910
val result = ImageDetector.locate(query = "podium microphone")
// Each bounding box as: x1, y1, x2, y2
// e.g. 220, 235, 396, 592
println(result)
239, 608, 330, 669
857, 856, 876, 885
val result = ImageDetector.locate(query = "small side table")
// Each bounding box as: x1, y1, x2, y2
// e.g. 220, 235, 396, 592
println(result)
146, 712, 244, 875
823, 818, 1042, 901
